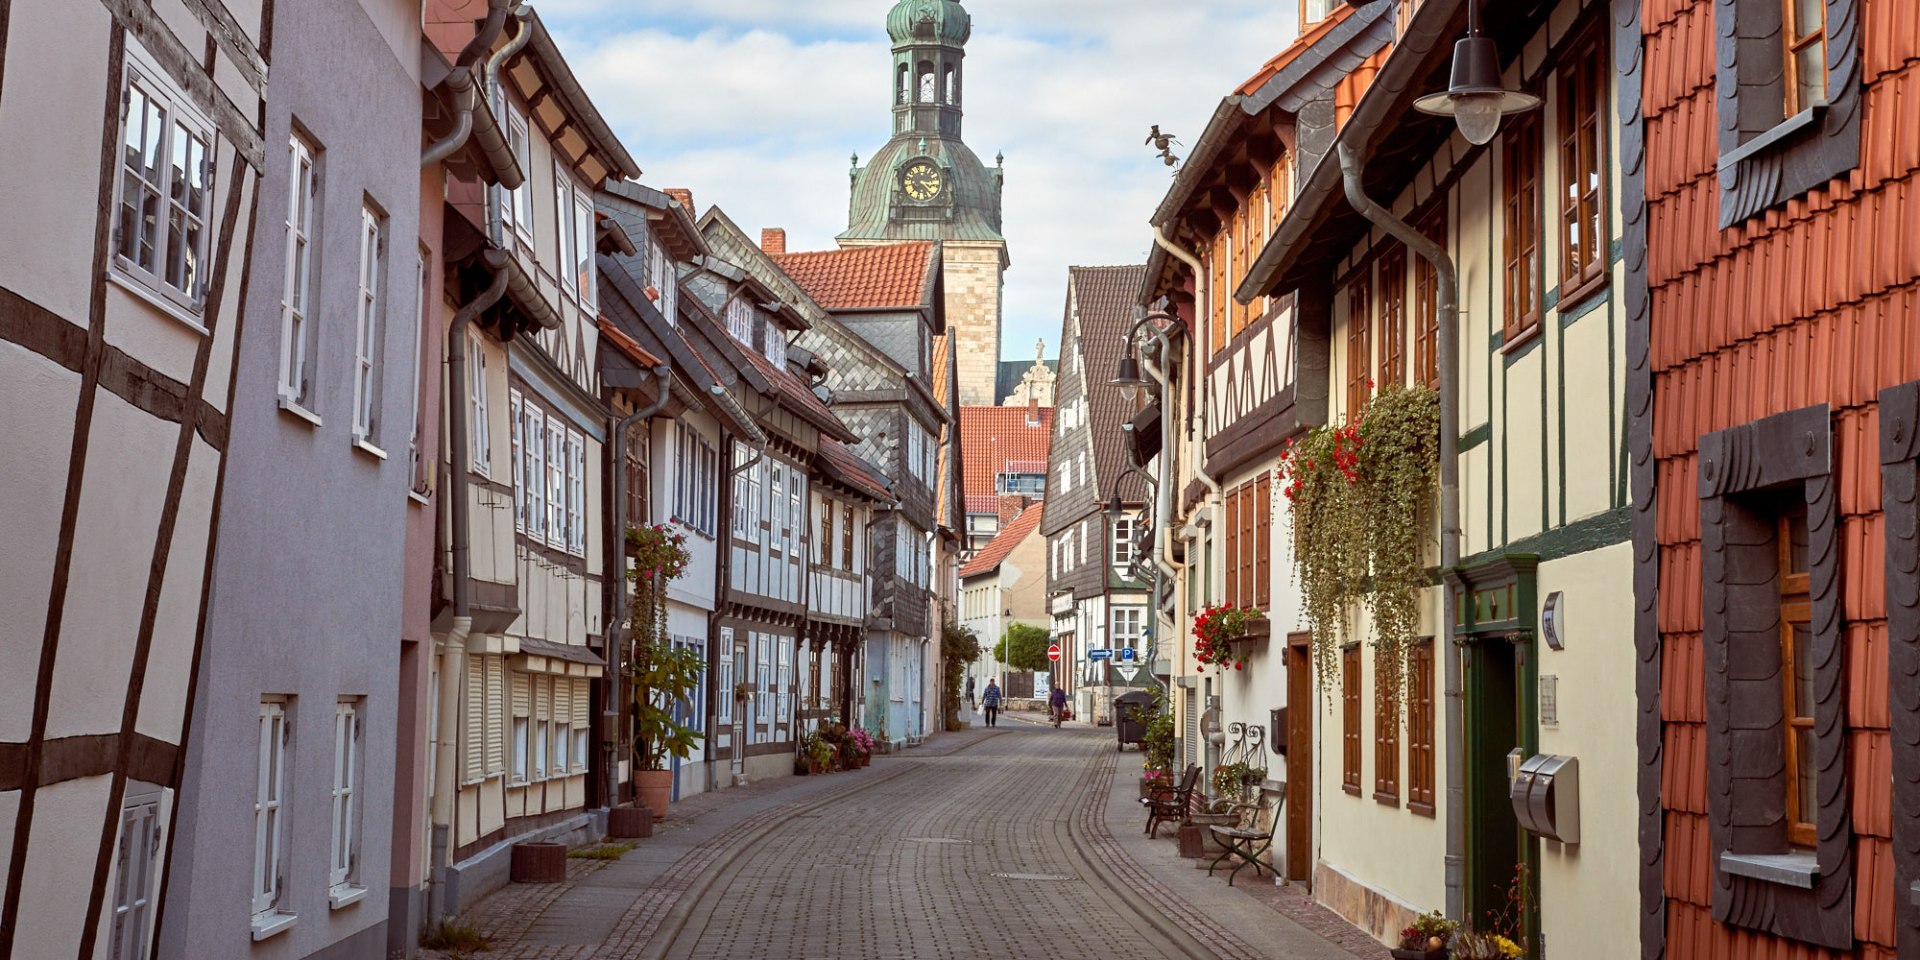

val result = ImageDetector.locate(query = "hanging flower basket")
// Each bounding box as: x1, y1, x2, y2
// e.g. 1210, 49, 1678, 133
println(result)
1192, 603, 1264, 672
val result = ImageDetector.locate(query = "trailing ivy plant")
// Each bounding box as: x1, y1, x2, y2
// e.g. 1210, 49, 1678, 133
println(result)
1279, 384, 1439, 709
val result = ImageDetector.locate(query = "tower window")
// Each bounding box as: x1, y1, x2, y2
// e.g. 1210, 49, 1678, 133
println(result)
899, 64, 910, 105
945, 67, 957, 105
918, 62, 935, 103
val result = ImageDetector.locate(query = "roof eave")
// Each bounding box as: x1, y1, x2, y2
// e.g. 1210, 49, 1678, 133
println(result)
522, 11, 642, 182
1148, 97, 1249, 228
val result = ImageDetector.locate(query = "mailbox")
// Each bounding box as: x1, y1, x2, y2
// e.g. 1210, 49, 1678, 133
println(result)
1510, 754, 1579, 844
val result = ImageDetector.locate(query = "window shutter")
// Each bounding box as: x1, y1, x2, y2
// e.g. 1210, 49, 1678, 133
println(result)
553, 679, 570, 738
1223, 490, 1241, 608
512, 670, 530, 718
573, 678, 590, 727
1254, 475, 1272, 608
465, 656, 484, 779
486, 657, 505, 774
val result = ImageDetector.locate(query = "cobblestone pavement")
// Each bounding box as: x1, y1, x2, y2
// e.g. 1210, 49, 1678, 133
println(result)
425, 726, 1378, 960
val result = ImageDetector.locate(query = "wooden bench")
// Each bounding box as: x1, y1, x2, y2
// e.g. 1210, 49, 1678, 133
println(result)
1139, 764, 1200, 838
1208, 793, 1284, 886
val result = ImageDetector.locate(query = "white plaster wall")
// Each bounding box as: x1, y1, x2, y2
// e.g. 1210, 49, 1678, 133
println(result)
0, 0, 110, 323
1533, 541, 1636, 956
0, 345, 79, 742
45, 391, 177, 740
11, 777, 109, 950
135, 436, 219, 746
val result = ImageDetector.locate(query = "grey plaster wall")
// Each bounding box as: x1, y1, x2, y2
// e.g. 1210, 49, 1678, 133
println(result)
159, 0, 422, 956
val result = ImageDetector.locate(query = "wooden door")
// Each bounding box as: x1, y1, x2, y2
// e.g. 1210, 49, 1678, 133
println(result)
1286, 632, 1314, 885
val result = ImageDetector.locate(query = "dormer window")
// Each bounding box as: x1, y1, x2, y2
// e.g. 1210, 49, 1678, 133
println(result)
1783, 0, 1827, 114
1300, 0, 1337, 30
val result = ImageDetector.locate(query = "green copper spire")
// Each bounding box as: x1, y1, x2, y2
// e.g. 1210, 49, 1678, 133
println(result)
887, 0, 971, 49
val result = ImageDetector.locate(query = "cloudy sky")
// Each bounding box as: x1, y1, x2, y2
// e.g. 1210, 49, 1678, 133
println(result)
543, 1, 1302, 363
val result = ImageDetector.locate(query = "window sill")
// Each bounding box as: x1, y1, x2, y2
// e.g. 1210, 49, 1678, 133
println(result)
106, 269, 209, 335
1497, 322, 1543, 356
250, 910, 298, 941
352, 437, 389, 461
1720, 104, 1824, 168
1557, 273, 1609, 317
408, 489, 432, 506
1719, 850, 1818, 889
278, 395, 323, 427
1342, 783, 1362, 797
1408, 800, 1436, 818
328, 883, 368, 910
1374, 791, 1401, 808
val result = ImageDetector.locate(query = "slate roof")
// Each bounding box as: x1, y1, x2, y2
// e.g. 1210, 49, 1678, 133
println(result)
817, 439, 896, 503
958, 406, 1053, 504
959, 502, 1044, 580
738, 345, 859, 443
1072, 266, 1152, 505
771, 243, 938, 311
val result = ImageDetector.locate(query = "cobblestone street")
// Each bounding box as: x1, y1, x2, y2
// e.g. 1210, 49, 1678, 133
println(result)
428, 723, 1383, 960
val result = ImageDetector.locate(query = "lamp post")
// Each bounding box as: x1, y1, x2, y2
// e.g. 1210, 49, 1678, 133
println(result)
1411, 0, 1541, 145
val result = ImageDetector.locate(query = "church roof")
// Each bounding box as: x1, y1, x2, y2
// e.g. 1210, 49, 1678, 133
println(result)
840, 136, 1006, 245
887, 0, 971, 48
995, 358, 1056, 405
771, 242, 939, 312
959, 405, 1053, 505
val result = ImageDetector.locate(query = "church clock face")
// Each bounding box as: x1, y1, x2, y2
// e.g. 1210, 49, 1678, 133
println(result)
900, 160, 944, 202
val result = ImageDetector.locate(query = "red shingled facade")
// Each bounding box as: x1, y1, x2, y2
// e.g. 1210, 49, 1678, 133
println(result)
1643, 1, 1920, 956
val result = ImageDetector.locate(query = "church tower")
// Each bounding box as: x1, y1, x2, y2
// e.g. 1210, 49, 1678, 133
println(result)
841, 0, 1009, 407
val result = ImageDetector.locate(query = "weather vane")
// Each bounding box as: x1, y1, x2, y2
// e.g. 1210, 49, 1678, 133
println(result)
1145, 125, 1182, 169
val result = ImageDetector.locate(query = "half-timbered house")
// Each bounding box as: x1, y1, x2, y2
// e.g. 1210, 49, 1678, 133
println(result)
423, 0, 640, 912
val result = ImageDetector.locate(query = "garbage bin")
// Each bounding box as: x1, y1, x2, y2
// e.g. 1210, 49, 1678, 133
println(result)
1114, 690, 1155, 752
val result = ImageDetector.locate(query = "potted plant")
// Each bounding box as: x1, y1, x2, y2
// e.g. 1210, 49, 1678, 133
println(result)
1192, 603, 1265, 673
849, 727, 875, 767
1447, 932, 1521, 960
799, 732, 833, 774
1140, 767, 1170, 799
626, 524, 700, 820
1391, 911, 1458, 960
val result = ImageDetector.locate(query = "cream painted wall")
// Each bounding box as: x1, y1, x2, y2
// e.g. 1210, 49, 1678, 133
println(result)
0, 345, 79, 743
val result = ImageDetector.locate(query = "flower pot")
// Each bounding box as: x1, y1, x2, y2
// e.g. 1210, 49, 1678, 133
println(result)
608, 804, 653, 839
1389, 948, 1448, 960
509, 842, 566, 883
1177, 823, 1207, 858
634, 769, 671, 821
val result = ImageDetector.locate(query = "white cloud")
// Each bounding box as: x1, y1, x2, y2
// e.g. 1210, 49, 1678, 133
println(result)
547, 1, 1302, 361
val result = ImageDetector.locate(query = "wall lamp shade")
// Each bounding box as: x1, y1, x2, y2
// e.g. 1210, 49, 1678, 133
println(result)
1104, 493, 1125, 518
1412, 35, 1541, 145
1109, 355, 1146, 404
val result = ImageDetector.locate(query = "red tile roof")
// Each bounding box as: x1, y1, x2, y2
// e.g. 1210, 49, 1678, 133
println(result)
1235, 6, 1357, 95
817, 439, 895, 503
958, 405, 1053, 504
738, 347, 857, 442
771, 242, 936, 311
959, 502, 1043, 579
597, 316, 662, 368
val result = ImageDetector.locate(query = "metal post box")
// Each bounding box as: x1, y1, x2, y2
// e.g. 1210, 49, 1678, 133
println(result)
1510, 756, 1542, 835
1510, 754, 1580, 844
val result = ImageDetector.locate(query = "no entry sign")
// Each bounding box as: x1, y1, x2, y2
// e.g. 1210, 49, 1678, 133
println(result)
1046, 644, 1062, 662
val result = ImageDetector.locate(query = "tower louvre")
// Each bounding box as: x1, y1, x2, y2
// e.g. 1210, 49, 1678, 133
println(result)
842, 0, 1009, 407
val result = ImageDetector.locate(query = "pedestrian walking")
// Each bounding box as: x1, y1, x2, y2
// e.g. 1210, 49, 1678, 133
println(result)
981, 678, 1002, 727
1048, 682, 1067, 728
965, 674, 976, 710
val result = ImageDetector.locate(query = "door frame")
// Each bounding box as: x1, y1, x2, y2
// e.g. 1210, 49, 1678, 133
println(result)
1285, 631, 1314, 885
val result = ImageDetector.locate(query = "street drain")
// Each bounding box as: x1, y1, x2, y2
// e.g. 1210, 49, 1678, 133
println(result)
991, 872, 1076, 882
903, 837, 974, 844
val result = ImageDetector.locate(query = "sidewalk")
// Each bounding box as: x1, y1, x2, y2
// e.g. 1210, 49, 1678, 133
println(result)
1087, 751, 1389, 960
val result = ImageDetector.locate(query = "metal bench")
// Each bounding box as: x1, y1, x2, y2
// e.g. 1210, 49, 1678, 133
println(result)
1139, 764, 1200, 838
1208, 793, 1284, 886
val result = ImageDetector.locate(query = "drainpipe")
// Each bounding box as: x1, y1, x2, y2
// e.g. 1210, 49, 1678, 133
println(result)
483, 4, 534, 247
429, 247, 510, 927
1337, 143, 1463, 920
603, 365, 671, 812
420, 74, 477, 169
455, 0, 509, 68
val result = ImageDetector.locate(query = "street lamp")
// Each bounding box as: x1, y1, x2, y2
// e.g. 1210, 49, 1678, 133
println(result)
1109, 352, 1147, 405
1412, 0, 1540, 145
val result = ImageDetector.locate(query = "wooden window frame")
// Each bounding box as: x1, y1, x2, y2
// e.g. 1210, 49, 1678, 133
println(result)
1407, 639, 1436, 815
1502, 113, 1542, 343
1558, 28, 1610, 305
1342, 644, 1362, 796
1345, 273, 1372, 418
1377, 244, 1406, 389
1778, 509, 1815, 848
1374, 649, 1400, 805
1781, 0, 1827, 116
1413, 208, 1445, 389
1712, 0, 1859, 226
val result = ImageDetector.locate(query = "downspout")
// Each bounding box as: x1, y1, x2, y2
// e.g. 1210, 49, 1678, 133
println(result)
604, 365, 671, 812
420, 75, 477, 169
483, 4, 534, 247
429, 247, 509, 927
1154, 225, 1222, 501
455, 0, 509, 68
1337, 142, 1463, 920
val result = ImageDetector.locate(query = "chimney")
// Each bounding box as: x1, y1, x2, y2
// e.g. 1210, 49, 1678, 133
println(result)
664, 188, 695, 215
1026, 394, 1040, 426
761, 228, 787, 255
998, 495, 1031, 527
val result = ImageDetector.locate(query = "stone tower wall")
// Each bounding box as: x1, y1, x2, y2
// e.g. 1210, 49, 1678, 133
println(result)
943, 240, 1004, 406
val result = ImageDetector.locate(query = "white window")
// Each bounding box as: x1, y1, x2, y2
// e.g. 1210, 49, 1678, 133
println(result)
408, 252, 428, 493
109, 795, 161, 960
523, 402, 546, 540
533, 680, 549, 779
756, 634, 772, 740
252, 699, 290, 922
512, 717, 529, 781
328, 699, 361, 896
114, 53, 216, 319
567, 430, 586, 556
1113, 607, 1144, 649
555, 163, 578, 302
545, 415, 566, 548
498, 95, 533, 243
278, 134, 318, 404
1112, 518, 1134, 566
469, 338, 490, 474
353, 206, 385, 444
650, 235, 677, 325
777, 636, 792, 731
572, 725, 588, 771
574, 189, 597, 312
730, 442, 750, 537
770, 465, 786, 554
551, 688, 569, 773
554, 163, 596, 309
726, 298, 755, 346
510, 391, 525, 531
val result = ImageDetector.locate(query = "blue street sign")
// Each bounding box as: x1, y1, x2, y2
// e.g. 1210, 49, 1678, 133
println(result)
1088, 649, 1113, 661
1119, 647, 1137, 661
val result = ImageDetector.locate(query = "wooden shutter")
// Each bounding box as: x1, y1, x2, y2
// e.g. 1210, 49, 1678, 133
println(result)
1374, 650, 1399, 803
485, 657, 505, 774
1342, 646, 1361, 794
1409, 641, 1436, 813
1254, 474, 1272, 608
1223, 487, 1241, 608
465, 656, 484, 780
1345, 276, 1371, 417
1238, 483, 1256, 607
1209, 231, 1228, 355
